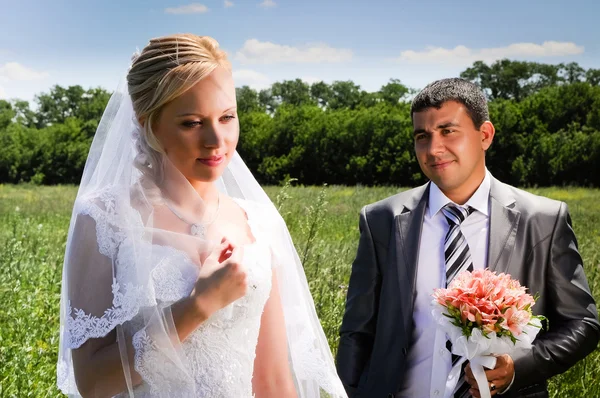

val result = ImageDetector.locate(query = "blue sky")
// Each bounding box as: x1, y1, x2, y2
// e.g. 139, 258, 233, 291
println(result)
1, 0, 599, 102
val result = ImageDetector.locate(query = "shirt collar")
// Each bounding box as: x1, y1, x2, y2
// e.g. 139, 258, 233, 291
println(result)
428, 169, 491, 218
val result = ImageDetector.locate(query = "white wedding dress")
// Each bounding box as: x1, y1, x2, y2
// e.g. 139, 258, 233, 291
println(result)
59, 187, 293, 397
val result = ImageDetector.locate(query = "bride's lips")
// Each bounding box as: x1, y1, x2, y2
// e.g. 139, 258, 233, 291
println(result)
197, 155, 225, 167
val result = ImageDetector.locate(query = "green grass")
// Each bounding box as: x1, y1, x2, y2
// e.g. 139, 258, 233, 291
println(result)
1, 184, 598, 397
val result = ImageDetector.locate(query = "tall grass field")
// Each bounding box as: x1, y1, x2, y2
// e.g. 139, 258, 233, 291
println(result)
1, 184, 598, 397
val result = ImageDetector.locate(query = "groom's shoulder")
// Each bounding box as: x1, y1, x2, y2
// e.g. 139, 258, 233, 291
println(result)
494, 180, 564, 218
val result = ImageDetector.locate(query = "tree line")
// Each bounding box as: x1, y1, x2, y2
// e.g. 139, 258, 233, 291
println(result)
1, 59, 599, 186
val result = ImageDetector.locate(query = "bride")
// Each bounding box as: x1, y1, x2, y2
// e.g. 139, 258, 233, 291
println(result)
56, 34, 347, 398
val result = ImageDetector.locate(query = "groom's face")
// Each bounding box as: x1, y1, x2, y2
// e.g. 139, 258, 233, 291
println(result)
412, 101, 494, 200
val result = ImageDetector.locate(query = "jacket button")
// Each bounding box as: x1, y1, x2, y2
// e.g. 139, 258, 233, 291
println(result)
402, 347, 408, 356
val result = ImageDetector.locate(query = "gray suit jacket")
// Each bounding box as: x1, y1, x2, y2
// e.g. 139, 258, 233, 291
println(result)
336, 177, 600, 398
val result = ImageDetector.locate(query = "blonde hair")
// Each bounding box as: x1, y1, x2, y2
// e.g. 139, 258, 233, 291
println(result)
127, 34, 231, 181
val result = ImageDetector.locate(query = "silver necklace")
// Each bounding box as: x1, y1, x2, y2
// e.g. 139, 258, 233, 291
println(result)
164, 193, 221, 237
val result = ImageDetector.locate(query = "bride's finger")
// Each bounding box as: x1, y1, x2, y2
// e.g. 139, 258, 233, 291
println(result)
228, 244, 244, 264
203, 238, 231, 264
215, 237, 232, 257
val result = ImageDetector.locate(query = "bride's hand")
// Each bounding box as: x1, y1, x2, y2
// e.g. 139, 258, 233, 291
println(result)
191, 237, 247, 318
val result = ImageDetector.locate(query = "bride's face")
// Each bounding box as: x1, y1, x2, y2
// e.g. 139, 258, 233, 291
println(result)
153, 66, 239, 183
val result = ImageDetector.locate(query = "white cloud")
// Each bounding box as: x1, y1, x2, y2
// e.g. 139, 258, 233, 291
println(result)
165, 3, 209, 14
233, 69, 271, 90
236, 39, 353, 64
224, 0, 234, 7
397, 41, 585, 65
259, 0, 276, 8
0, 85, 6, 99
0, 62, 49, 82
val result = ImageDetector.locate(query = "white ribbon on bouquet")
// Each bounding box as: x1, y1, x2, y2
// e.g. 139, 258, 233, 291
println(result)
432, 301, 542, 398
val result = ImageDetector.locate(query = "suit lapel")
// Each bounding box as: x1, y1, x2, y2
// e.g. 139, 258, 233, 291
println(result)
487, 177, 521, 274
395, 184, 429, 335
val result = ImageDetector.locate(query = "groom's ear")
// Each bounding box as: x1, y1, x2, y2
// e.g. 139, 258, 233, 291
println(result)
480, 121, 495, 151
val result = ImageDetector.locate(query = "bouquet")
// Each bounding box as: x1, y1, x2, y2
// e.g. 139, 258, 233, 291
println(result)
432, 269, 546, 398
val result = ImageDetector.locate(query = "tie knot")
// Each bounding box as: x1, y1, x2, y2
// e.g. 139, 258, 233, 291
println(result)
442, 203, 472, 225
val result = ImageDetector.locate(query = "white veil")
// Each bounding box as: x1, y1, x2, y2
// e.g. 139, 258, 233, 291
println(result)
56, 59, 347, 397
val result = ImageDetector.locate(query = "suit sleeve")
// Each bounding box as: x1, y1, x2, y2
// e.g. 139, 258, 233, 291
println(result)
336, 205, 382, 396
511, 202, 600, 390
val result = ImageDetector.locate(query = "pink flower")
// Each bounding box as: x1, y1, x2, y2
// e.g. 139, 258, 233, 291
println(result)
460, 302, 482, 324
517, 294, 536, 310
433, 269, 539, 339
500, 307, 532, 336
482, 320, 499, 334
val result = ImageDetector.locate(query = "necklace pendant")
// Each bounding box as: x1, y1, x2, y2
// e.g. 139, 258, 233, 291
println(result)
190, 223, 205, 237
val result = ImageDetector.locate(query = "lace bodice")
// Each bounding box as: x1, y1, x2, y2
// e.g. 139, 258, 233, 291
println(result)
129, 240, 272, 398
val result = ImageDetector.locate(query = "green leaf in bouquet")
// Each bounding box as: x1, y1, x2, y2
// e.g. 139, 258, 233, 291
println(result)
532, 314, 549, 331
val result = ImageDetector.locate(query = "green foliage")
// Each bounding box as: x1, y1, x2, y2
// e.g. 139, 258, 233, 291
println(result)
299, 183, 328, 265
12, 100, 37, 128
274, 177, 298, 214
35, 85, 110, 130
587, 68, 600, 86
232, 69, 600, 187
2, 62, 600, 187
0, 186, 74, 396
460, 59, 597, 101
271, 79, 315, 107
1, 185, 599, 396
0, 85, 109, 184
378, 78, 411, 106
236, 86, 265, 114
327, 81, 363, 110
0, 100, 16, 130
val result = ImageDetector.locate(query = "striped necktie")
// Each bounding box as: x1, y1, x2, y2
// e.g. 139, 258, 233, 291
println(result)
442, 203, 475, 397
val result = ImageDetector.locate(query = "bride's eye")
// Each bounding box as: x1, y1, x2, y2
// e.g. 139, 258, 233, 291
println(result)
182, 120, 202, 128
221, 114, 236, 122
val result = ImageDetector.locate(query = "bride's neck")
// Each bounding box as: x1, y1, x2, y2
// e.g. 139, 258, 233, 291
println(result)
161, 177, 218, 205
188, 179, 219, 203
160, 159, 219, 206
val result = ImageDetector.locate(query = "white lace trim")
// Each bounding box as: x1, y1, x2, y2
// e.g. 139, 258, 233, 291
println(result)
66, 187, 148, 349
75, 188, 138, 258
66, 280, 147, 349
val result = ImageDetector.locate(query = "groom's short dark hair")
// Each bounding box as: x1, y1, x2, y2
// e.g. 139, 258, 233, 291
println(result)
411, 78, 489, 129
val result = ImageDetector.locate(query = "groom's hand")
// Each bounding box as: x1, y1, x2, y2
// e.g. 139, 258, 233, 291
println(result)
465, 354, 515, 397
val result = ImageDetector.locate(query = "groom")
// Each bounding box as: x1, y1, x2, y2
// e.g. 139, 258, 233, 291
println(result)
336, 78, 599, 398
